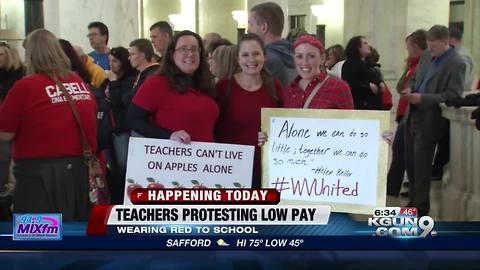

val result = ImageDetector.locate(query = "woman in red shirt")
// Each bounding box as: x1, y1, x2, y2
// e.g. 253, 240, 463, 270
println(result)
258, 36, 354, 156
128, 31, 218, 143
0, 29, 97, 221
216, 33, 283, 188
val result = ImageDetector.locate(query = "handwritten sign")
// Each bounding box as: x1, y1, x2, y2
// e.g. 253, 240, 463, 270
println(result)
124, 138, 254, 204
261, 108, 390, 214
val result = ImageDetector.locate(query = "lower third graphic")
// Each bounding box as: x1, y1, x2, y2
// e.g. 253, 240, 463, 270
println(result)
13, 213, 62, 241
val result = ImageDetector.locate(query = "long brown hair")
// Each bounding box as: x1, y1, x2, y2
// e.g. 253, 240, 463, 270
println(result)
25, 29, 72, 81
212, 45, 239, 80
238, 33, 278, 100
159, 30, 215, 97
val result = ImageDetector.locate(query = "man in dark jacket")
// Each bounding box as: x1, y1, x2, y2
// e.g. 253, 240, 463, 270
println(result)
248, 2, 296, 87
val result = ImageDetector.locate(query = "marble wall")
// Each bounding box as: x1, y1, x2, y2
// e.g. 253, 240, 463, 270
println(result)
464, 0, 480, 86
198, 0, 245, 42
0, 0, 25, 58
36, 0, 468, 92
44, 0, 139, 53
406, 0, 449, 35
142, 0, 243, 44
142, 0, 180, 38
344, 0, 406, 82
0, 0, 25, 39
246, 0, 345, 46
343, 0, 449, 115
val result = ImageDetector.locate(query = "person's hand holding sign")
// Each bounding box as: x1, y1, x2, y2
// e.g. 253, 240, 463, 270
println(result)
258, 131, 268, 147
170, 130, 191, 144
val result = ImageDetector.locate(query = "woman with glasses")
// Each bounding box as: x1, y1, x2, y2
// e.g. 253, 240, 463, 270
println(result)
127, 30, 218, 143
215, 33, 283, 188
0, 29, 97, 221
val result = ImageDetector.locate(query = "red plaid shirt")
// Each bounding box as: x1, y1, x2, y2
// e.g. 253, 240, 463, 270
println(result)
283, 72, 354, 109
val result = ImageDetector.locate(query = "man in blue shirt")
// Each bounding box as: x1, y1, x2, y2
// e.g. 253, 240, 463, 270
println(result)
87, 21, 110, 70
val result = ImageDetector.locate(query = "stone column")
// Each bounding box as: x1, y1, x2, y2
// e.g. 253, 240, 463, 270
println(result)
24, 0, 44, 35
43, 0, 139, 51
441, 105, 480, 221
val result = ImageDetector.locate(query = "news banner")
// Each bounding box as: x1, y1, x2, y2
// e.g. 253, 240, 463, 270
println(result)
4, 188, 480, 250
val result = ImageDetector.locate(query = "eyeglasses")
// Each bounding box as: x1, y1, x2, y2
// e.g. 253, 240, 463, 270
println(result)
175, 46, 201, 56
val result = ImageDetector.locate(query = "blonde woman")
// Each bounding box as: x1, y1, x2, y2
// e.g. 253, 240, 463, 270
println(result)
210, 45, 239, 82
0, 42, 24, 212
0, 42, 23, 103
0, 29, 97, 221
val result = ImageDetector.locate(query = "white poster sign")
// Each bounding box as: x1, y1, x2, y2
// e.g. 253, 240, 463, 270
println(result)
124, 138, 254, 204
262, 108, 390, 214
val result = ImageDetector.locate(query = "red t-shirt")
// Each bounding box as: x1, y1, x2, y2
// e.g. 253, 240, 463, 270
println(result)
216, 77, 283, 186
283, 72, 354, 109
0, 73, 97, 160
132, 75, 219, 142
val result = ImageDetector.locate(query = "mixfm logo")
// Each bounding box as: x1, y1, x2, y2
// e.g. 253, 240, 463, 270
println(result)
13, 214, 62, 241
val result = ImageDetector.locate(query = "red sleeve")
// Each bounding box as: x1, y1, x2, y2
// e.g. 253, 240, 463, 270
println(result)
0, 79, 27, 132
131, 76, 165, 112
273, 79, 284, 107
335, 80, 354, 109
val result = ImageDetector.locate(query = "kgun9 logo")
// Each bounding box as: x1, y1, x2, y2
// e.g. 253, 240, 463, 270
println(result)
367, 216, 435, 238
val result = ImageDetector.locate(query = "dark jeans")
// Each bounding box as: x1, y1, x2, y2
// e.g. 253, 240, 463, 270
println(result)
432, 124, 450, 179
386, 118, 406, 197
13, 157, 91, 221
100, 131, 129, 205
405, 115, 445, 216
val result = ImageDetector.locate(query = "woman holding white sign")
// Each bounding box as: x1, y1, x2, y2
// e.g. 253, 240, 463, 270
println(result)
258, 36, 354, 145
128, 31, 218, 143
283, 35, 354, 110
216, 33, 283, 187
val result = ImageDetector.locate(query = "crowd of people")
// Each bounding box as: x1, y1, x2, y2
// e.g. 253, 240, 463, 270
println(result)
0, 1, 478, 220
